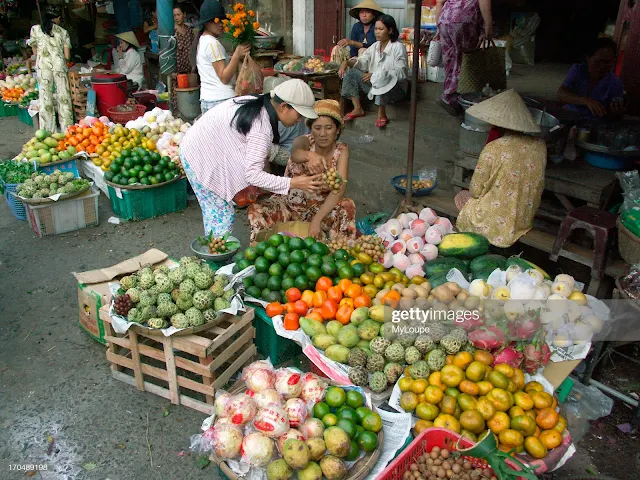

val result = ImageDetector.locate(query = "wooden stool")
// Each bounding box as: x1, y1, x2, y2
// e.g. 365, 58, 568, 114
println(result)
550, 206, 617, 290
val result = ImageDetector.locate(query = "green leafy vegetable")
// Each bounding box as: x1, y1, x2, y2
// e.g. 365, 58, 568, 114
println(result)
0, 160, 34, 192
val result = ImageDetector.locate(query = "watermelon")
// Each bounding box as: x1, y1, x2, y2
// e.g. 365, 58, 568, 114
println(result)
469, 254, 507, 274
438, 233, 490, 259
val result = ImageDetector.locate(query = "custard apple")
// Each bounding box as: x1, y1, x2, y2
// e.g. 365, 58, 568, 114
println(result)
168, 266, 187, 286
223, 288, 235, 301
138, 290, 156, 307
384, 362, 403, 384
214, 297, 231, 312
176, 292, 193, 311
214, 275, 229, 287
348, 366, 368, 387
171, 288, 181, 302
405, 346, 421, 364
462, 342, 477, 355
366, 353, 385, 372
185, 263, 201, 280
157, 293, 173, 304
155, 275, 174, 294
194, 271, 213, 290
380, 322, 397, 340
408, 360, 430, 379
179, 256, 198, 266
370, 337, 391, 355
427, 322, 448, 342
210, 282, 224, 298
63, 184, 76, 194
127, 308, 140, 323
449, 327, 468, 343
120, 275, 137, 290
397, 332, 418, 348
138, 266, 153, 277
193, 290, 213, 310
440, 334, 463, 354
369, 371, 388, 393
138, 273, 155, 290
32, 191, 44, 199
139, 305, 157, 322
157, 302, 179, 318
148, 318, 167, 329
185, 307, 205, 326
414, 335, 435, 355
155, 265, 170, 276
203, 309, 217, 323
348, 348, 368, 368
427, 349, 446, 371
126, 287, 141, 304
385, 342, 405, 363
170, 313, 190, 329
179, 279, 197, 297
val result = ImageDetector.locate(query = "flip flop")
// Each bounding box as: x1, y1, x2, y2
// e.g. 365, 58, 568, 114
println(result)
344, 112, 366, 122
375, 117, 388, 128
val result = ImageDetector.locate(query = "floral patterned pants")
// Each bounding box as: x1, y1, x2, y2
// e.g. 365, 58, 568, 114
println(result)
38, 70, 74, 133
438, 21, 480, 104
180, 152, 235, 236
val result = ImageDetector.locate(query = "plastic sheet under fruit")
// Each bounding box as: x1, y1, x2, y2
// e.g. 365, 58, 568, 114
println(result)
108, 264, 252, 336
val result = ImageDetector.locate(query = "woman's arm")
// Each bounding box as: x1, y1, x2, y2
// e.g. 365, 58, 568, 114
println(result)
64, 46, 71, 62
117, 50, 140, 76
291, 135, 328, 173
557, 85, 606, 116
478, 0, 493, 40
389, 43, 408, 81
309, 145, 349, 237
211, 44, 251, 85
143, 21, 157, 34
435, 0, 447, 24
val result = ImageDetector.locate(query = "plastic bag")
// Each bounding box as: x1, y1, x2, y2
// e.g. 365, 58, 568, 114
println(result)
427, 40, 442, 67
330, 45, 350, 64
417, 167, 437, 182
356, 212, 388, 236
235, 55, 264, 96
564, 378, 614, 442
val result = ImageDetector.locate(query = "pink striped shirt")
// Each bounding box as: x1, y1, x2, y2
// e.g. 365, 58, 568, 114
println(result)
180, 97, 291, 202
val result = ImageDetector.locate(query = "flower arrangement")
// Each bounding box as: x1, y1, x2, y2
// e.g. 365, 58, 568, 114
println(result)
222, 3, 260, 49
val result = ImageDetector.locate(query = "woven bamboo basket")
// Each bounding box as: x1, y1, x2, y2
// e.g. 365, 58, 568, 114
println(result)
617, 218, 640, 265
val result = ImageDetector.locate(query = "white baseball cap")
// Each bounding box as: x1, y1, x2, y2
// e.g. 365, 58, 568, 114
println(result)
272, 79, 318, 119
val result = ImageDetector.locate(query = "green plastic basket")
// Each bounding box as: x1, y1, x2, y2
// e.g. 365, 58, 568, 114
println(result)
18, 107, 33, 126
106, 177, 188, 221
253, 307, 302, 365
0, 102, 19, 117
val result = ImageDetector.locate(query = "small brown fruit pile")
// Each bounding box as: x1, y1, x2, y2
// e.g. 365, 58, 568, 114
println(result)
402, 447, 497, 480
352, 235, 385, 261
114, 294, 133, 316
208, 237, 228, 254
323, 167, 346, 194
327, 234, 353, 253
399, 178, 435, 190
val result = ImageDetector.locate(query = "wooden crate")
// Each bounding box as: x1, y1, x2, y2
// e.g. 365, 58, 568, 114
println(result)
100, 306, 258, 414
69, 72, 90, 118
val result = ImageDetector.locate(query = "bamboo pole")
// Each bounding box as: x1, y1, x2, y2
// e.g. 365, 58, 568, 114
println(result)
404, 1, 422, 208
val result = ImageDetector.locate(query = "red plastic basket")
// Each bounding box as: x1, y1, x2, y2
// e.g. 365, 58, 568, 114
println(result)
377, 428, 525, 480
107, 104, 146, 123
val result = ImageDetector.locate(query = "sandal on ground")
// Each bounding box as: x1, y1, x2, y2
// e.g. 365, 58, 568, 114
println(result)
344, 111, 366, 122
375, 117, 388, 128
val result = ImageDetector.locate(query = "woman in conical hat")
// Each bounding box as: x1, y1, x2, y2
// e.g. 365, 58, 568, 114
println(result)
114, 31, 145, 88
336, 0, 384, 59
455, 90, 546, 248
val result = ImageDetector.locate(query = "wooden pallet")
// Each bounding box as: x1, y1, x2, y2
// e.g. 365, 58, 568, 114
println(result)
100, 306, 258, 414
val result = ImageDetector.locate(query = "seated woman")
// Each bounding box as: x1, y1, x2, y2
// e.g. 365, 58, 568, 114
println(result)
339, 14, 408, 128
557, 37, 625, 119
336, 0, 383, 58
455, 90, 547, 248
113, 32, 144, 89
248, 100, 356, 243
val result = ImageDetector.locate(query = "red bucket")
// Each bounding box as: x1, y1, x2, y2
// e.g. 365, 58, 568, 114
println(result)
177, 74, 189, 88
91, 73, 128, 117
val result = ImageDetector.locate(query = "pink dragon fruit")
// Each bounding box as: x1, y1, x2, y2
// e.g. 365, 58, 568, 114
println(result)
522, 342, 552, 373
492, 344, 524, 368
515, 316, 541, 341
468, 325, 505, 350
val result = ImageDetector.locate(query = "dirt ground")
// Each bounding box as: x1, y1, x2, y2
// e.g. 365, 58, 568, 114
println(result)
0, 77, 638, 480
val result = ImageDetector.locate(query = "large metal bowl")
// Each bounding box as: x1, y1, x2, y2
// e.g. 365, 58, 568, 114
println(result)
190, 236, 240, 262
254, 35, 282, 50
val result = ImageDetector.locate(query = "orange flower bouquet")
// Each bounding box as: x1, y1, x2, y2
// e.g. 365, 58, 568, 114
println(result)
223, 3, 260, 50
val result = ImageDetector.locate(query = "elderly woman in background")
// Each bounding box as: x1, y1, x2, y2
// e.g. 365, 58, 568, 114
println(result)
455, 90, 546, 248
339, 14, 408, 128
171, 5, 196, 110
435, 0, 493, 115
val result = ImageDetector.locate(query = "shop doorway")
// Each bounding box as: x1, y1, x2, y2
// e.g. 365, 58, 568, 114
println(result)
314, 0, 344, 58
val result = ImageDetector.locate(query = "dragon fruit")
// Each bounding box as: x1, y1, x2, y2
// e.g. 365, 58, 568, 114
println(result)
492, 345, 524, 368
468, 325, 505, 350
514, 316, 541, 341
522, 342, 552, 373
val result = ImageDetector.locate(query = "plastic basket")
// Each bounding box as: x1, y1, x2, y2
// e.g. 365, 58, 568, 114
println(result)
25, 188, 99, 237
34, 158, 81, 177
106, 177, 188, 221
0, 102, 18, 117
253, 307, 302, 365
2, 182, 27, 220
379, 428, 525, 480
18, 106, 33, 126
107, 104, 146, 123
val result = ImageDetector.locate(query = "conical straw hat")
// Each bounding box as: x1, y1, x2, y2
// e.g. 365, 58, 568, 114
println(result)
115, 31, 140, 49
466, 89, 540, 134
350, 0, 384, 19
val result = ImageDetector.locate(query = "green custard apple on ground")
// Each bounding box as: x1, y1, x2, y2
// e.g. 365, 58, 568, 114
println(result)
369, 371, 388, 393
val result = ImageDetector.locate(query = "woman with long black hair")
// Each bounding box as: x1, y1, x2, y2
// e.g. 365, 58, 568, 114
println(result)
179, 79, 324, 237
28, 5, 73, 132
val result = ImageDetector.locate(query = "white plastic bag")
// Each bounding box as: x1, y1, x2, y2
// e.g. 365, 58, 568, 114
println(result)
426, 40, 442, 67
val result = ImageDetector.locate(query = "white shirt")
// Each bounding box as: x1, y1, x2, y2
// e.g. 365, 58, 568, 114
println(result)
197, 35, 235, 102
355, 40, 408, 83
117, 48, 144, 87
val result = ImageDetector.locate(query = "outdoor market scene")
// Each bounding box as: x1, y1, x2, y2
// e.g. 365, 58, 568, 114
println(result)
1, 0, 640, 479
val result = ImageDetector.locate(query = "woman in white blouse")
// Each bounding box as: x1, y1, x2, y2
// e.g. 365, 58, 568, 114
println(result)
339, 14, 408, 128
113, 32, 144, 89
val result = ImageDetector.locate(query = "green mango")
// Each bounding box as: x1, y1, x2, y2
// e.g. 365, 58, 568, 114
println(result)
43, 137, 59, 148
336, 325, 359, 348
325, 344, 350, 364
312, 333, 337, 351
300, 317, 327, 337
34, 142, 46, 150
326, 320, 343, 337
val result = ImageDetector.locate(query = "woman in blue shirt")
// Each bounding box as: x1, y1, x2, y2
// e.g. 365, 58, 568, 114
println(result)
337, 0, 383, 58
557, 37, 625, 118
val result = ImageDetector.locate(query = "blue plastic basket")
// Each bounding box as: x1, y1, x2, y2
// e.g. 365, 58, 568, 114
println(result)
584, 151, 636, 171
391, 175, 438, 197
33, 158, 81, 177
2, 182, 27, 220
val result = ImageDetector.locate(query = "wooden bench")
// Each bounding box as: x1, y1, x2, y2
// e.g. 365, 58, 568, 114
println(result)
415, 190, 627, 296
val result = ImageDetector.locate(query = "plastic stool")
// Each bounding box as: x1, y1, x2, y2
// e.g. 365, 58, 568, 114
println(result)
549, 205, 618, 280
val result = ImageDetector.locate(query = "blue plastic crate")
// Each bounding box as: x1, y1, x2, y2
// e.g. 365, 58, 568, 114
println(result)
1, 181, 26, 220
33, 158, 81, 177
